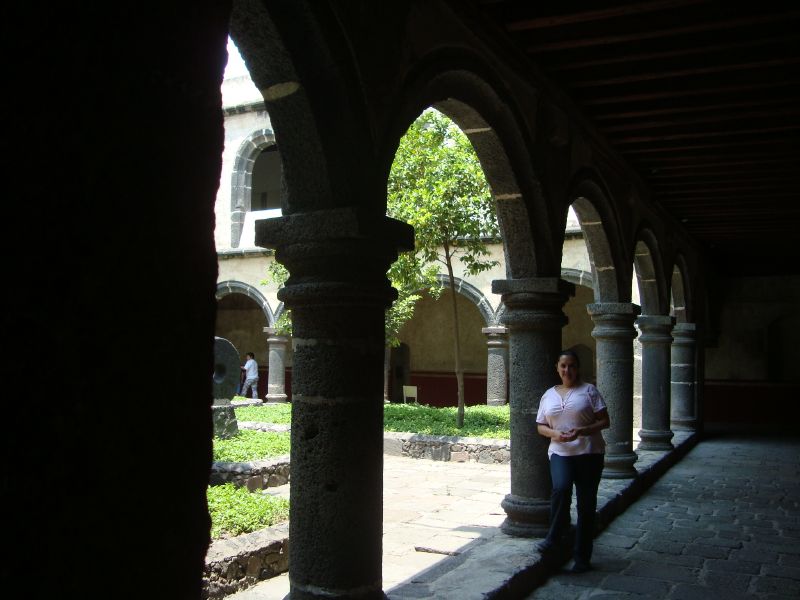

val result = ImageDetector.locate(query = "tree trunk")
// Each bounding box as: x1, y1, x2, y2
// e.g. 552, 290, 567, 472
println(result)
444, 248, 465, 428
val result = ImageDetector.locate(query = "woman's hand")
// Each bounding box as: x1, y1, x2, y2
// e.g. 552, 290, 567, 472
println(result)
557, 429, 578, 442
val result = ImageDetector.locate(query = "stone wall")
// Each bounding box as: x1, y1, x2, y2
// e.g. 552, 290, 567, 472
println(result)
210, 454, 290, 490
383, 431, 510, 463
203, 523, 289, 599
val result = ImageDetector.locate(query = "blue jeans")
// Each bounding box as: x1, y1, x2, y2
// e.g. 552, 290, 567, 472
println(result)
545, 452, 604, 565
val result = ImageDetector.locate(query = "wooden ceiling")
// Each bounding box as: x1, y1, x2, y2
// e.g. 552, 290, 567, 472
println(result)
475, 0, 800, 276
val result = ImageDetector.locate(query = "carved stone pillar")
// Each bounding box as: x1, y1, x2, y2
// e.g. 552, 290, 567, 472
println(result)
256, 208, 413, 600
587, 303, 640, 479
671, 322, 698, 431
263, 326, 290, 403
636, 315, 676, 451
482, 325, 509, 406
492, 277, 574, 537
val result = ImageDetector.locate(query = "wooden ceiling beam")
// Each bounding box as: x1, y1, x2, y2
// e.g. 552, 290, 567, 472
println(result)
569, 57, 800, 89
599, 107, 800, 133
583, 80, 797, 105
594, 97, 798, 121
610, 124, 800, 144
524, 11, 800, 53
506, 0, 708, 31
549, 34, 800, 72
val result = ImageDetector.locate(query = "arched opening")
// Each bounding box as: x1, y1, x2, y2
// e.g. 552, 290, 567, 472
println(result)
396, 288, 490, 407
215, 291, 270, 399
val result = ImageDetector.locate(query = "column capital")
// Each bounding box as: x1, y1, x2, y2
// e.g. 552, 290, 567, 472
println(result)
672, 322, 697, 342
255, 208, 414, 312
263, 326, 290, 342
636, 314, 676, 329
587, 302, 641, 317
481, 325, 509, 336
492, 276, 575, 298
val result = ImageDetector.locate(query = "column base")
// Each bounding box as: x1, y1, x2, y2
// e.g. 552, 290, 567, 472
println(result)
670, 417, 697, 431
500, 494, 550, 538
266, 394, 288, 403
486, 398, 507, 406
602, 451, 638, 479
637, 429, 674, 451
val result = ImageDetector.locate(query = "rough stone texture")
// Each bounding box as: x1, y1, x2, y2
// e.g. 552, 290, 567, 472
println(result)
210, 456, 291, 489
588, 303, 640, 479
482, 326, 509, 406
212, 401, 240, 439
203, 522, 289, 599
671, 323, 698, 431
383, 432, 510, 464
492, 277, 574, 537
636, 315, 676, 451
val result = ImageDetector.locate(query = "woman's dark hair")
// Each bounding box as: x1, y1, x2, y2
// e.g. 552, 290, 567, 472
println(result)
557, 349, 580, 367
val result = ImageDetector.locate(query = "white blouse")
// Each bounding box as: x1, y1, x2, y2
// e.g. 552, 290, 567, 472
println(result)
536, 382, 607, 458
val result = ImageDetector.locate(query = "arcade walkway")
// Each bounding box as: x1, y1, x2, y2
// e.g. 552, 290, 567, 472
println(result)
526, 435, 800, 600
228, 433, 799, 599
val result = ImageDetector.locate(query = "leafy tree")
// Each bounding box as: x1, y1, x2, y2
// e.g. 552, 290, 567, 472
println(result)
387, 108, 499, 428
261, 260, 292, 336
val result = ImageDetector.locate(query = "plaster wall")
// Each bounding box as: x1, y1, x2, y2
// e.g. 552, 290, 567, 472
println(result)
563, 284, 597, 384
215, 296, 270, 367
705, 275, 800, 381
217, 252, 282, 313
398, 290, 488, 373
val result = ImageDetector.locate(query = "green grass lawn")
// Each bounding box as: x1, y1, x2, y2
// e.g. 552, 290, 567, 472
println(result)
233, 402, 510, 439
207, 484, 289, 539
213, 429, 291, 462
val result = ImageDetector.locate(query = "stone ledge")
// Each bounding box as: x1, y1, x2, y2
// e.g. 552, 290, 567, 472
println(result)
202, 522, 289, 599
210, 455, 291, 490
384, 431, 510, 463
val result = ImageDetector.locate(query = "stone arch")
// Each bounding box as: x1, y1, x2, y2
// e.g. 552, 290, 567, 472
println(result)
568, 175, 629, 302
494, 268, 593, 325
632, 226, 668, 315
433, 274, 494, 327
382, 57, 556, 279
670, 254, 692, 324
228, 3, 341, 215
560, 267, 594, 290
230, 129, 277, 247
215, 280, 275, 326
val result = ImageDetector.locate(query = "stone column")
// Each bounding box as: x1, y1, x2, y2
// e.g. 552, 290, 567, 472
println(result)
492, 277, 574, 537
256, 208, 413, 600
636, 315, 676, 450
587, 303, 640, 479
263, 326, 290, 403
482, 325, 509, 406
671, 322, 697, 431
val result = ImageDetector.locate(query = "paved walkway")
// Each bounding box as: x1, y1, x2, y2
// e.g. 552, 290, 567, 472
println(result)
526, 434, 800, 600
226, 433, 800, 599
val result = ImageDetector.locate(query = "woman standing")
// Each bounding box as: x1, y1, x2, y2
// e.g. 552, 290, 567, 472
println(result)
535, 349, 610, 573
